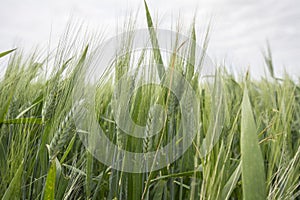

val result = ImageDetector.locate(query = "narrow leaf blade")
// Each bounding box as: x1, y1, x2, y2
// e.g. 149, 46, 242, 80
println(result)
0, 48, 16, 59
44, 160, 56, 200
241, 87, 266, 200
144, 0, 165, 79
1, 161, 24, 200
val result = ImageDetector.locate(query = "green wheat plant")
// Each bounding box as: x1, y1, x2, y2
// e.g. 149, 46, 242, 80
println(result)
0, 1, 299, 199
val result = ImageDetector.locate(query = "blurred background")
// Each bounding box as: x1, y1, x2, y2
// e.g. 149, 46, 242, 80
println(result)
0, 0, 299, 79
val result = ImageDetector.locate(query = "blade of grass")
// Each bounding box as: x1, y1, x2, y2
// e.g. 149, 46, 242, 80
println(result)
0, 48, 16, 59
221, 162, 241, 200
152, 180, 167, 200
43, 160, 56, 200
86, 151, 93, 199
186, 20, 196, 82
1, 161, 24, 200
150, 169, 202, 183
241, 87, 266, 200
144, 0, 165, 80
1, 118, 42, 125
0, 78, 19, 127
16, 95, 43, 119
59, 133, 77, 163
263, 41, 274, 78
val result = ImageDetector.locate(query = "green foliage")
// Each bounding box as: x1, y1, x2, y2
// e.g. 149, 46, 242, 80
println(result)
0, 2, 299, 200
43, 160, 56, 200
1, 161, 23, 200
0, 48, 16, 59
241, 87, 266, 200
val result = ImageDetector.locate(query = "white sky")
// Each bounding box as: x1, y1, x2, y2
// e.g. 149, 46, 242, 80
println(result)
0, 0, 299, 78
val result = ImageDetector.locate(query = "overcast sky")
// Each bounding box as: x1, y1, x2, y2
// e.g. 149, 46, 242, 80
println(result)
0, 0, 299, 78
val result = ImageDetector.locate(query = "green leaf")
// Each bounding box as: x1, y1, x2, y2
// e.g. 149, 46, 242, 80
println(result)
86, 151, 93, 199
1, 161, 24, 200
241, 87, 266, 200
204, 71, 224, 155
16, 97, 43, 119
59, 133, 76, 163
144, 0, 165, 80
221, 162, 241, 200
186, 21, 196, 82
150, 169, 202, 183
1, 118, 42, 125
0, 48, 16, 59
263, 41, 274, 78
44, 160, 56, 200
0, 81, 18, 126
152, 180, 167, 200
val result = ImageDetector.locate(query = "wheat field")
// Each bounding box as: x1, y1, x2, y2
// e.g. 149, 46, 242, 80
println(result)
0, 1, 299, 200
